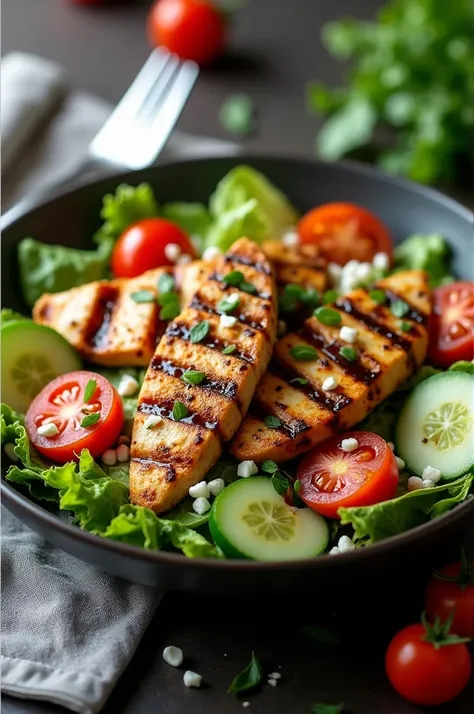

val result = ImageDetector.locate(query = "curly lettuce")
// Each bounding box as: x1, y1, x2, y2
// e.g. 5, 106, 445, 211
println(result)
394, 234, 454, 287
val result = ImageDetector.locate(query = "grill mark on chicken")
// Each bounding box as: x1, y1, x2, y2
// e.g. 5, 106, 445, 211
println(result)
336, 296, 414, 352
150, 354, 239, 402
137, 399, 223, 440
208, 272, 271, 300
268, 359, 352, 413
131, 457, 176, 482
298, 325, 380, 385
224, 254, 272, 275
383, 289, 428, 325
165, 321, 255, 363
251, 397, 312, 439
87, 286, 119, 348
189, 294, 268, 333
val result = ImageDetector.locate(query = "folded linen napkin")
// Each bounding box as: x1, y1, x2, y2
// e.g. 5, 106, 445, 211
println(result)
1, 50, 239, 713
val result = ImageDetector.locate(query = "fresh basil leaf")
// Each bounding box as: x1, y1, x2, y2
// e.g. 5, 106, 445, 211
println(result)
400, 320, 412, 332
264, 415, 282, 429
390, 299, 410, 318
223, 270, 244, 286
322, 289, 339, 304
279, 294, 299, 314
369, 289, 386, 305
217, 294, 240, 313
311, 703, 344, 714
339, 346, 358, 361
131, 290, 155, 304
261, 460, 279, 474
83, 379, 97, 403
172, 401, 188, 421
284, 283, 305, 299
271, 471, 289, 496
190, 321, 210, 344
301, 288, 320, 308
219, 93, 254, 135
290, 377, 309, 386
222, 344, 237, 355
314, 307, 342, 326
290, 345, 318, 361
301, 625, 339, 645
157, 273, 175, 295
159, 299, 181, 321
181, 370, 206, 386
80, 412, 100, 428
228, 651, 262, 694
240, 280, 257, 294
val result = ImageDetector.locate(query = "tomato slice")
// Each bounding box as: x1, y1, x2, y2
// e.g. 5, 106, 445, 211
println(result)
26, 371, 124, 464
428, 281, 474, 368
297, 431, 399, 518
297, 202, 393, 266
111, 218, 196, 278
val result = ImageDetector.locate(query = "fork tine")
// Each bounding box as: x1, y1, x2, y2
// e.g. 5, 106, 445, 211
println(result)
137, 53, 180, 120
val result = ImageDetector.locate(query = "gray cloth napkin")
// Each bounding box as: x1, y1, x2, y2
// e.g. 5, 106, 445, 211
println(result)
1, 51, 239, 713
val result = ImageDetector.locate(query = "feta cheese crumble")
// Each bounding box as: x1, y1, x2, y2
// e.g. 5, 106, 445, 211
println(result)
192, 497, 211, 515
208, 478, 225, 496
337, 535, 355, 553
341, 437, 358, 452
202, 246, 222, 261
144, 414, 163, 429
422, 465, 441, 483
269, 672, 282, 680
339, 325, 358, 343
162, 645, 183, 667
372, 252, 390, 271
117, 374, 139, 397
322, 376, 338, 391
267, 678, 278, 687
422, 479, 435, 489
37, 423, 59, 438
176, 253, 192, 265
395, 456, 406, 470
164, 243, 181, 262
220, 314, 237, 328
237, 460, 258, 478
116, 444, 130, 463
407, 476, 424, 491
282, 230, 299, 247
329, 546, 341, 556
242, 702, 251, 708
102, 449, 117, 467
183, 670, 202, 688
189, 481, 211, 499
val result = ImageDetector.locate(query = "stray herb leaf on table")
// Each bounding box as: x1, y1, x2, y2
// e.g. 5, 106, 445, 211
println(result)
228, 651, 263, 694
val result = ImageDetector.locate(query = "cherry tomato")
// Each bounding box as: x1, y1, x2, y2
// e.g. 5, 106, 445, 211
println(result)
297, 202, 393, 266
26, 371, 123, 464
297, 431, 399, 519
385, 620, 472, 706
111, 218, 195, 278
425, 562, 474, 638
428, 281, 474, 368
148, 0, 226, 65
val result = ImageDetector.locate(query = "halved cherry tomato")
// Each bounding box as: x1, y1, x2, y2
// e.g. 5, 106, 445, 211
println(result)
147, 0, 226, 65
425, 560, 474, 638
111, 218, 195, 278
297, 202, 393, 266
297, 431, 399, 518
385, 617, 472, 706
428, 281, 474, 368
26, 371, 123, 464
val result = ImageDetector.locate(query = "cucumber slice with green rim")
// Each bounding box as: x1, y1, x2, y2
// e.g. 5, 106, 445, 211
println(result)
209, 477, 329, 561
1, 320, 82, 412
395, 372, 474, 480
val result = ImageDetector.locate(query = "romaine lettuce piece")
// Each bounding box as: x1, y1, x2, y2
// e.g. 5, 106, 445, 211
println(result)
394, 234, 454, 287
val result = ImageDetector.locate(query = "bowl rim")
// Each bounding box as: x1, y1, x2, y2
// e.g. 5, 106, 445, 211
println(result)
2, 153, 472, 572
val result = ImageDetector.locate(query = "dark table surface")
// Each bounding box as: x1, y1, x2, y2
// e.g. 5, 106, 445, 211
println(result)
1, 1, 472, 713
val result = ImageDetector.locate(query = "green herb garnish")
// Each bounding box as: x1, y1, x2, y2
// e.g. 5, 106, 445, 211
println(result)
131, 290, 155, 303
181, 370, 206, 386
261, 460, 279, 474
83, 379, 97, 403
240, 280, 257, 294
314, 306, 342, 326
390, 299, 410, 318
189, 321, 210, 344
264, 415, 282, 429
301, 288, 321, 309
322, 289, 339, 304
400, 321, 412, 333
219, 93, 254, 136
339, 346, 358, 361
172, 401, 188, 421
369, 289, 386, 305
217, 294, 240, 314
228, 651, 262, 694
80, 413, 100, 428
158, 290, 181, 320
285, 284, 305, 299
157, 273, 175, 294
310, 703, 344, 714
290, 345, 318, 361
272, 471, 290, 496
223, 270, 245, 286
290, 377, 309, 386
222, 344, 237, 355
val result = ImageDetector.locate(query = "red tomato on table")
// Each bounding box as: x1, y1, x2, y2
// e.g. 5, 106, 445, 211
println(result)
148, 0, 226, 65
297, 431, 399, 518
385, 616, 472, 706
428, 281, 474, 367
26, 371, 123, 463
425, 561, 474, 638
111, 218, 195, 278
297, 202, 393, 266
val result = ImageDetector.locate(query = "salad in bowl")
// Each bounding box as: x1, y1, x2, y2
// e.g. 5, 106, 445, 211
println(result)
2, 165, 473, 562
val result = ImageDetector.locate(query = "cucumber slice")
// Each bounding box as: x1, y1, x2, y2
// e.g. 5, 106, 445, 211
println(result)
1, 321, 81, 412
209, 477, 329, 561
395, 372, 474, 480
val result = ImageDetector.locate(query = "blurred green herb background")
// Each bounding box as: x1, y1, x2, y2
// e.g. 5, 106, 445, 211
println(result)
308, 0, 472, 184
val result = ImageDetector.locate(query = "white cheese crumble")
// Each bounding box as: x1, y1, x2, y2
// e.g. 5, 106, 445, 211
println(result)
237, 460, 258, 478
242, 702, 251, 709
4, 443, 19, 462
176, 253, 192, 265
269, 672, 282, 680
144, 414, 163, 430
202, 246, 222, 261
189, 481, 211, 499
329, 546, 341, 556
220, 314, 238, 328
282, 230, 299, 247
208, 478, 225, 496
183, 670, 202, 688
341, 437, 358, 452
339, 325, 358, 343
338, 535, 356, 553
192, 497, 211, 515
102, 449, 117, 466
322, 376, 338, 391
395, 456, 406, 470
372, 252, 390, 271
118, 374, 139, 397
162, 645, 183, 667
422, 465, 441, 483
37, 423, 59, 438
408, 476, 423, 491
116, 444, 130, 463
267, 678, 278, 687
327, 262, 342, 286
422, 479, 435, 489
354, 262, 372, 282
164, 243, 181, 262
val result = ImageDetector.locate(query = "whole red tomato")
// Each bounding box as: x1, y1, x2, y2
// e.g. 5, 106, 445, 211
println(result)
148, 0, 226, 65
385, 615, 472, 706
425, 558, 474, 638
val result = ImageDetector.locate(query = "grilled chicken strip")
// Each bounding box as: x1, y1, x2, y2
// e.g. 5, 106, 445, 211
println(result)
130, 237, 278, 513
262, 239, 328, 294
230, 270, 431, 464
32, 264, 199, 367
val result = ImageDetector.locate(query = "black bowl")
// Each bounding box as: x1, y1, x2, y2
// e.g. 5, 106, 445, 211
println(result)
2, 155, 473, 595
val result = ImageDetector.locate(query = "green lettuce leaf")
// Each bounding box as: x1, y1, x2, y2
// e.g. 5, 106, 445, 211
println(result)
93, 367, 145, 434
94, 183, 160, 249
161, 202, 212, 250
103, 504, 223, 557
394, 234, 454, 287
0, 308, 29, 326
206, 166, 298, 251
18, 237, 111, 307
339, 473, 473, 544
